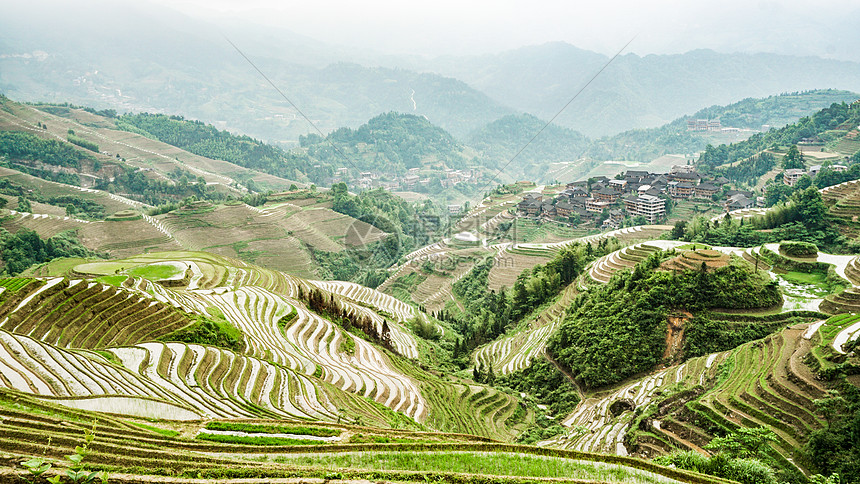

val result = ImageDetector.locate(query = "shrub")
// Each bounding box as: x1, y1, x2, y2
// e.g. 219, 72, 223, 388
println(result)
780, 241, 819, 257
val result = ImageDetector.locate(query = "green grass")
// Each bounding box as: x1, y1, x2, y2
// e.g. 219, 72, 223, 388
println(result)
195, 432, 326, 446
340, 333, 356, 355
21, 257, 92, 277
206, 306, 225, 319
270, 451, 676, 483
131, 422, 179, 437
347, 433, 425, 444
204, 421, 340, 437
511, 219, 585, 243
95, 275, 128, 286
676, 244, 712, 250
0, 277, 35, 291
780, 271, 826, 286
126, 263, 184, 280
387, 272, 427, 304
73, 261, 134, 276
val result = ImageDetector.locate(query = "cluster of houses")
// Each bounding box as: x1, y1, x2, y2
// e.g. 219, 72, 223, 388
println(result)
783, 164, 847, 186
517, 165, 759, 229
330, 167, 481, 191
687, 119, 722, 131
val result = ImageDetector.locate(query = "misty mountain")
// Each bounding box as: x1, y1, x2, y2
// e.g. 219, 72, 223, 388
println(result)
0, 0, 510, 145
4, 1, 860, 149
422, 42, 860, 137
468, 113, 589, 181
584, 89, 860, 162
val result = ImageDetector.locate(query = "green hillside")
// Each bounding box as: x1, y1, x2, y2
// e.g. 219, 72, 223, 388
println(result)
302, 112, 473, 175
699, 100, 860, 169
585, 90, 859, 162
469, 113, 590, 181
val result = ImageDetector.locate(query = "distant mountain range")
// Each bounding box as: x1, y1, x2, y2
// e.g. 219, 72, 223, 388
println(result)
3, 1, 860, 148
420, 43, 860, 136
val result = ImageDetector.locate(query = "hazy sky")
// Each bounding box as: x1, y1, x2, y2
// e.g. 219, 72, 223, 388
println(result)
149, 0, 860, 60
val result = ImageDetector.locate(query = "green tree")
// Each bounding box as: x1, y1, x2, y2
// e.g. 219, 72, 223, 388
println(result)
704, 427, 778, 459
17, 197, 31, 212
782, 145, 805, 169
791, 186, 827, 230
764, 183, 794, 207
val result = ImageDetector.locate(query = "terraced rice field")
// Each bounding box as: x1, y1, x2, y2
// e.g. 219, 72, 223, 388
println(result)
3, 101, 296, 193
488, 246, 553, 292
0, 330, 332, 420
1, 210, 90, 238
0, 388, 727, 484
550, 351, 728, 456
473, 321, 560, 375
0, 249, 540, 439
0, 166, 133, 214
552, 320, 830, 475
62, 253, 429, 421
819, 286, 860, 314
587, 242, 675, 284
79, 218, 182, 257
661, 249, 730, 272
822, 179, 860, 223
0, 277, 190, 349
474, 278, 580, 376
152, 201, 384, 277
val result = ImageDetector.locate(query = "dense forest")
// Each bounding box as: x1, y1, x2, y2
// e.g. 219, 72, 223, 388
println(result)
0, 228, 100, 275
117, 113, 321, 183
548, 253, 781, 388
302, 112, 471, 175
0, 130, 92, 169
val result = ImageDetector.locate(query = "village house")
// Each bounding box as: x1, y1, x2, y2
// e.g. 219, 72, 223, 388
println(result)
783, 169, 806, 186
694, 183, 719, 199
593, 187, 619, 203
555, 200, 576, 218
585, 198, 612, 213
725, 193, 755, 211
608, 179, 628, 192
667, 181, 696, 199
624, 194, 666, 223
518, 197, 542, 217
602, 210, 624, 230
667, 171, 701, 184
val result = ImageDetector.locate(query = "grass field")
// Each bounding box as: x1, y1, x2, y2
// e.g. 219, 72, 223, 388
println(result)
126, 262, 184, 280
270, 451, 684, 483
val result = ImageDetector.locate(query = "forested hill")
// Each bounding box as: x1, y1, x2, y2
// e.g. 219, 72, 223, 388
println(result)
699, 99, 860, 168
584, 89, 860, 162
468, 113, 589, 181
116, 113, 323, 183
116, 111, 486, 191
299, 112, 474, 176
